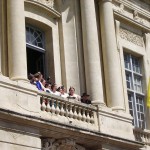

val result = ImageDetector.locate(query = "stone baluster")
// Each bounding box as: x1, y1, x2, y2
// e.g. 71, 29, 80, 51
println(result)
82, 108, 86, 122
46, 98, 51, 112
51, 99, 56, 114
77, 107, 82, 121
73, 106, 78, 119
145, 134, 148, 145
148, 134, 150, 145
69, 104, 73, 118
86, 110, 90, 123
90, 111, 94, 124
65, 102, 69, 117
41, 97, 46, 111
60, 101, 65, 116
55, 100, 60, 115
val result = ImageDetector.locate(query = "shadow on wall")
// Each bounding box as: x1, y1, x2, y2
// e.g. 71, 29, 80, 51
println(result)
61, 0, 75, 23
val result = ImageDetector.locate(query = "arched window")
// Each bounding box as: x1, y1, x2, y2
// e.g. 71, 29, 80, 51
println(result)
26, 26, 46, 76
26, 26, 44, 50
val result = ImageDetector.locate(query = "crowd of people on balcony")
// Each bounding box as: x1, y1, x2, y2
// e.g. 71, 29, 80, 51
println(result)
28, 72, 91, 105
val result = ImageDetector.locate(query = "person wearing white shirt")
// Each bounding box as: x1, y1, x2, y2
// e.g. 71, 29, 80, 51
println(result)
68, 86, 81, 101
51, 83, 61, 96
58, 85, 68, 98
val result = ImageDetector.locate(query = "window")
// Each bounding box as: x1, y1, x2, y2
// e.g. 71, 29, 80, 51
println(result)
26, 26, 46, 76
26, 26, 44, 50
124, 53, 145, 128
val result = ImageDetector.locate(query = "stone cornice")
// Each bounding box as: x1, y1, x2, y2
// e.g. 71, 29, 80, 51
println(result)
114, 11, 150, 32
112, 0, 150, 31
25, 0, 61, 18
115, 0, 150, 18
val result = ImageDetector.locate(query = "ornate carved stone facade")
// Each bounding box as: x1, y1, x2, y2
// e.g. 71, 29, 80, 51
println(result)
112, 0, 150, 28
33, 0, 54, 8
42, 138, 85, 150
0, 0, 150, 150
119, 28, 144, 47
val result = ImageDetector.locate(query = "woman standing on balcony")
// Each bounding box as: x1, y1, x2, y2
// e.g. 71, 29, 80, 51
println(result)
58, 85, 68, 98
51, 84, 61, 96
68, 87, 81, 101
34, 72, 43, 91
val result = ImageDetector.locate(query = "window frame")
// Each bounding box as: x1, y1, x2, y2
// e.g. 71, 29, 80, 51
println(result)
26, 25, 45, 52
124, 52, 145, 129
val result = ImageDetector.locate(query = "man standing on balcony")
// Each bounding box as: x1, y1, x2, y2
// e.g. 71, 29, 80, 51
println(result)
81, 93, 91, 104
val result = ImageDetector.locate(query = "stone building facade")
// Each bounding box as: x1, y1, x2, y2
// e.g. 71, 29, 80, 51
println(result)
0, 0, 150, 149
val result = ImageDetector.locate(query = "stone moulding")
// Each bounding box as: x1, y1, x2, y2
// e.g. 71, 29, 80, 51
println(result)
25, 0, 61, 18
112, 0, 150, 30
120, 28, 144, 47
133, 128, 150, 146
33, 0, 54, 9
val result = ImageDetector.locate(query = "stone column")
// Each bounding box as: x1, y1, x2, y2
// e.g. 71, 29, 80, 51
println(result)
99, 0, 124, 110
0, 0, 2, 74
80, 0, 105, 105
7, 0, 27, 81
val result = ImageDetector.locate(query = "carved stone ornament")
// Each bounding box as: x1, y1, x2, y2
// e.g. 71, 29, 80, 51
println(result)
34, 0, 54, 8
118, 3, 124, 14
120, 28, 143, 47
42, 138, 59, 150
42, 138, 86, 150
133, 10, 143, 24
113, 2, 124, 14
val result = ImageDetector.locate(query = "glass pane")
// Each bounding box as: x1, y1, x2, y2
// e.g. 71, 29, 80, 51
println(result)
126, 72, 132, 89
124, 53, 131, 70
135, 95, 145, 128
134, 75, 142, 93
26, 26, 44, 49
132, 56, 141, 73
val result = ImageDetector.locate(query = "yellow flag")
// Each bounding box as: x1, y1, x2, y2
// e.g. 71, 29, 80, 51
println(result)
147, 78, 150, 107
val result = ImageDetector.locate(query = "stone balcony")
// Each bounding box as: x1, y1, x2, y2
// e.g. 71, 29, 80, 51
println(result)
0, 76, 145, 149
134, 128, 150, 148
39, 92, 97, 130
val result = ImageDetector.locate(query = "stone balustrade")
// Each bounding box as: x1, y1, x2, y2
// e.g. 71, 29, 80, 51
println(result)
134, 128, 150, 146
38, 92, 96, 124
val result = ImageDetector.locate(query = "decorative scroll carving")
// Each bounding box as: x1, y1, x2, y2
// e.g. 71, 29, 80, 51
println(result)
119, 28, 143, 47
42, 138, 86, 150
34, 0, 54, 8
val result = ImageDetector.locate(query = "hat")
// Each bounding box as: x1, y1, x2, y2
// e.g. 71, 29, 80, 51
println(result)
81, 92, 90, 97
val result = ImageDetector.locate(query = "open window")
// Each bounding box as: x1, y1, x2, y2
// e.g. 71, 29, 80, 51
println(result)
26, 26, 46, 76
